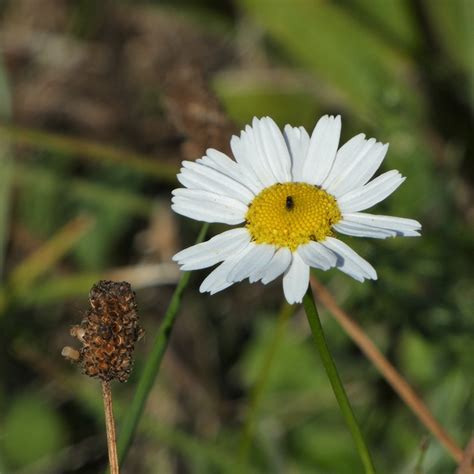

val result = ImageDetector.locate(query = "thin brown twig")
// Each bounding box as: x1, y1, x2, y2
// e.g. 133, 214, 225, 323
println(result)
457, 436, 474, 474
310, 277, 464, 464
102, 381, 120, 474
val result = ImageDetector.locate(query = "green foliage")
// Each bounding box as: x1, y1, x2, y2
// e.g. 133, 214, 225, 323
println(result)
238, 0, 423, 122
240, 316, 372, 472
0, 0, 472, 472
426, 0, 474, 93
1, 394, 68, 469
0, 56, 12, 280
241, 318, 327, 394
214, 75, 320, 128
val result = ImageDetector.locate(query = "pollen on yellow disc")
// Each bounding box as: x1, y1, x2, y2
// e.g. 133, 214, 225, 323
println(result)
245, 182, 341, 251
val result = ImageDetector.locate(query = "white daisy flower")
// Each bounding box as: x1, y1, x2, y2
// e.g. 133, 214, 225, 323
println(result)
171, 116, 421, 304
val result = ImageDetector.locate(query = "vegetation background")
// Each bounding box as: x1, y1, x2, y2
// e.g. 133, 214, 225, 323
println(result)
0, 0, 472, 473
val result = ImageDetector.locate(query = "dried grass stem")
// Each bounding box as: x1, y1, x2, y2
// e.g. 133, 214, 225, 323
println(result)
102, 381, 119, 474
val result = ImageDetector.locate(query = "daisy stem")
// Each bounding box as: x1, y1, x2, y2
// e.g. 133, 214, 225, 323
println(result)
116, 223, 209, 467
239, 302, 294, 461
303, 286, 376, 474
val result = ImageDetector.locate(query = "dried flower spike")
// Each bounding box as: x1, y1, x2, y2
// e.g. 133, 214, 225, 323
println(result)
63, 280, 144, 383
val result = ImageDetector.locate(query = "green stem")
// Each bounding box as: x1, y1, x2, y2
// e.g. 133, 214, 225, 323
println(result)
239, 303, 294, 461
117, 223, 209, 465
302, 286, 376, 474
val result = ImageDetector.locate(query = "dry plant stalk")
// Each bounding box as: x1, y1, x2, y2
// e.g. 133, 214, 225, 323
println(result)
62, 280, 144, 474
102, 381, 119, 474
310, 277, 464, 464
457, 436, 474, 474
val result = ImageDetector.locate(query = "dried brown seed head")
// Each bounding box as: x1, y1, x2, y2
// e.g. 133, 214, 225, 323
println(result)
61, 346, 80, 361
62, 280, 144, 383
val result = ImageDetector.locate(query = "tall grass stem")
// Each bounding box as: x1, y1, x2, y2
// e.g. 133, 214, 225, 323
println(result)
303, 286, 376, 474
239, 303, 294, 461
117, 224, 209, 466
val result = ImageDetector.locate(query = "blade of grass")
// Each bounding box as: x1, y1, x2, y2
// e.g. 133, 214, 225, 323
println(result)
414, 437, 430, 474
303, 286, 376, 474
116, 223, 209, 466
8, 214, 95, 291
239, 302, 294, 461
0, 122, 179, 183
13, 163, 156, 218
0, 57, 12, 281
0, 144, 12, 280
239, 0, 418, 121
0, 215, 95, 316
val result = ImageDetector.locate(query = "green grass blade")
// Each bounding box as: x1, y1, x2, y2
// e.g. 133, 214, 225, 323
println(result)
0, 122, 178, 183
13, 163, 156, 218
239, 0, 419, 120
0, 57, 12, 281
239, 302, 293, 461
8, 215, 95, 292
117, 223, 209, 466
0, 215, 95, 316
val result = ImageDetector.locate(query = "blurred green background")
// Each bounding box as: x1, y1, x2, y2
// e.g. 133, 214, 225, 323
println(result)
0, 0, 472, 473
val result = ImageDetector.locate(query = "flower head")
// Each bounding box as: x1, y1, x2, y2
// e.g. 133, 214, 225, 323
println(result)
172, 116, 421, 304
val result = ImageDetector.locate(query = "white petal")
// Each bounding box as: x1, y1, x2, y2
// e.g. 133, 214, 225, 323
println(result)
284, 125, 310, 182
232, 127, 273, 188
199, 149, 240, 179
248, 265, 266, 284
178, 161, 255, 204
283, 252, 310, 304
259, 117, 292, 182
199, 244, 252, 295
297, 241, 338, 270
249, 118, 279, 186
333, 221, 397, 239
322, 133, 367, 189
201, 148, 261, 194
226, 243, 275, 283
321, 237, 377, 281
325, 137, 376, 193
171, 203, 241, 225
248, 258, 270, 283
341, 213, 421, 237
230, 133, 264, 189
302, 115, 341, 186
328, 140, 389, 197
337, 170, 405, 213
173, 228, 251, 270
172, 188, 248, 225
261, 247, 292, 284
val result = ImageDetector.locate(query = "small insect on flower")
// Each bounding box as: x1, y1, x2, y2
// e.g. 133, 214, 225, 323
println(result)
62, 280, 144, 382
285, 195, 295, 211
171, 115, 421, 304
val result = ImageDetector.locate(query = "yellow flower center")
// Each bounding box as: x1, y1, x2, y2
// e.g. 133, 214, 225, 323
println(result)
245, 182, 341, 251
